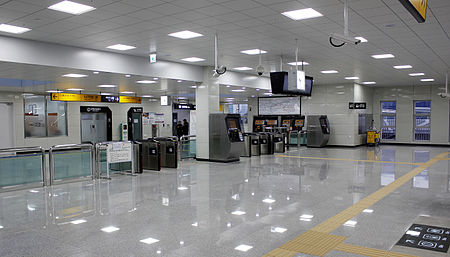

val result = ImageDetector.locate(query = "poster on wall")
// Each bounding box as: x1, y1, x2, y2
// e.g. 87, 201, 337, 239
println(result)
142, 112, 150, 125
155, 113, 165, 124
189, 110, 197, 136
258, 96, 301, 115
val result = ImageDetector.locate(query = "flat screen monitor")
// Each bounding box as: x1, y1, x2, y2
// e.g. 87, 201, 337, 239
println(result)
270, 72, 313, 96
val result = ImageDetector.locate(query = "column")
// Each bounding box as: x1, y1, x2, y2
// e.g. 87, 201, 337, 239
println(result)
195, 67, 220, 160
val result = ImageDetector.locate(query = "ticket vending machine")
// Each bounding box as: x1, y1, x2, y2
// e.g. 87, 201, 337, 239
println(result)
281, 118, 292, 130
293, 116, 305, 131
265, 118, 278, 131
307, 115, 330, 147
209, 113, 244, 162
127, 107, 143, 141
253, 117, 265, 132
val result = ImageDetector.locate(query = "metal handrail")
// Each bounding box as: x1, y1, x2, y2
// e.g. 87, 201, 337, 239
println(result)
49, 143, 95, 185
0, 146, 46, 191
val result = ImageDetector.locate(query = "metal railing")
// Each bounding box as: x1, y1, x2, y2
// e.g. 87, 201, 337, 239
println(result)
49, 144, 95, 185
0, 146, 46, 192
180, 135, 196, 159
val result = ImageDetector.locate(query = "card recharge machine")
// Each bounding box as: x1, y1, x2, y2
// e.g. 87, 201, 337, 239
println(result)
209, 113, 244, 162
120, 123, 128, 141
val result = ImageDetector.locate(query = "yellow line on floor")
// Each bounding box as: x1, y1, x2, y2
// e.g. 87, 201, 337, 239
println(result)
263, 152, 449, 257
276, 155, 422, 166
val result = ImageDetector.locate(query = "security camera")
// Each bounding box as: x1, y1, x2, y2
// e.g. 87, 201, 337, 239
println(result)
256, 65, 265, 76
213, 65, 227, 78
438, 92, 449, 98
329, 33, 361, 47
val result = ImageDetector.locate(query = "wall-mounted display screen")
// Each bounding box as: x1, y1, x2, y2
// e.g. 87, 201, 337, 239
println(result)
270, 72, 313, 96
258, 96, 301, 115
266, 120, 278, 125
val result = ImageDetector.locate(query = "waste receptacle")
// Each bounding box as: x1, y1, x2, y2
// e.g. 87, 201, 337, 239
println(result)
241, 133, 251, 157
141, 139, 161, 171
250, 134, 260, 156
155, 137, 178, 168
273, 133, 285, 153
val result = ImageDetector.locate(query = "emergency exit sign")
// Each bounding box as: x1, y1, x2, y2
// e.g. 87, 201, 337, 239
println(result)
398, 0, 427, 23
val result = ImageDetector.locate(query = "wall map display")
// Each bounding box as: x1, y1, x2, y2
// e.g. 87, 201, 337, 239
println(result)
258, 96, 301, 116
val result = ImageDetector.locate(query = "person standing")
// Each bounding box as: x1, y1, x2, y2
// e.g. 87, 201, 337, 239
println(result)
182, 119, 189, 135
176, 121, 183, 139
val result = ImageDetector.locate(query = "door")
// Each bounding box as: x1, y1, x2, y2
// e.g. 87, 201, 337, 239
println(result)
0, 103, 14, 148
131, 113, 142, 141
81, 113, 107, 143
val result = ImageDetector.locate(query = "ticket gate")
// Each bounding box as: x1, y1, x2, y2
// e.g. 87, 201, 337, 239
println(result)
155, 137, 178, 168
259, 133, 274, 155
241, 133, 251, 157
250, 134, 260, 156
141, 140, 161, 171
273, 133, 285, 153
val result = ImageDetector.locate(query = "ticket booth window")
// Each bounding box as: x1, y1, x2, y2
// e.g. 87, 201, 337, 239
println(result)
380, 101, 396, 140
413, 100, 431, 141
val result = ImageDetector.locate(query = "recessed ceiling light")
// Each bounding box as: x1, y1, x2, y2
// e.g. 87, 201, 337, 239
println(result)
371, 54, 395, 59
191, 86, 197, 88
409, 73, 425, 76
321, 70, 338, 74
235, 244, 253, 252
168, 30, 203, 39
240, 49, 267, 55
48, 1, 96, 15
288, 61, 309, 66
178, 186, 188, 190
107, 44, 136, 51
125, 74, 131, 78
420, 78, 434, 82
46, 90, 62, 93
282, 8, 323, 20
137, 80, 157, 84
121, 91, 134, 94
363, 209, 374, 213
70, 219, 87, 225
393, 65, 412, 69
141, 95, 153, 98
226, 98, 235, 100
263, 93, 272, 95
251, 95, 255, 98
101, 226, 119, 233
362, 81, 376, 85
262, 198, 276, 204
97, 84, 116, 88
233, 67, 253, 71
0, 225, 3, 229
0, 24, 31, 34
177, 80, 183, 83
345, 77, 359, 80
93, 71, 99, 74
66, 88, 84, 91
355, 37, 368, 43
226, 85, 231, 88
181, 57, 205, 62
100, 93, 113, 96
232, 89, 245, 92
140, 237, 160, 245
153, 78, 159, 80
22, 93, 34, 96
63, 73, 87, 78
343, 220, 357, 227
231, 211, 246, 216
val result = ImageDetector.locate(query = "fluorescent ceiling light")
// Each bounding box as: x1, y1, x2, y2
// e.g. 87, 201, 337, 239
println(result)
177, 80, 183, 83
120, 91, 134, 94
300, 214, 314, 219
168, 30, 203, 39
288, 61, 309, 66
240, 49, 267, 55
67, 88, 84, 91
420, 78, 434, 82
233, 67, 253, 71
263, 93, 272, 95
97, 84, 116, 88
191, 86, 197, 88
93, 71, 99, 74
282, 8, 323, 20
101, 226, 120, 233
137, 80, 157, 84
409, 73, 425, 76
321, 70, 338, 74
0, 225, 3, 229
393, 65, 412, 69
107, 44, 136, 51
271, 227, 287, 233
46, 90, 62, 93
232, 89, 245, 92
48, 1, 96, 15
355, 37, 368, 43
100, 93, 113, 96
141, 95, 153, 98
191, 222, 198, 227
371, 54, 395, 59
181, 57, 205, 62
0, 24, 31, 34
63, 73, 87, 78
345, 77, 359, 80
362, 81, 376, 85
29, 190, 39, 193
343, 220, 357, 227
70, 219, 86, 225
235, 245, 253, 252
231, 210, 246, 216
153, 77, 159, 80
140, 237, 160, 245
262, 198, 276, 204
125, 74, 131, 77
178, 186, 188, 190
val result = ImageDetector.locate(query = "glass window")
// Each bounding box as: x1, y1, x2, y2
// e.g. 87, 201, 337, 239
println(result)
413, 100, 430, 141
380, 101, 396, 140
24, 96, 67, 137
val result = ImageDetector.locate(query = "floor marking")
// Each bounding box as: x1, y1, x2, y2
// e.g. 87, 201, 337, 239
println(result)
276, 155, 422, 166
263, 152, 449, 257
335, 243, 418, 257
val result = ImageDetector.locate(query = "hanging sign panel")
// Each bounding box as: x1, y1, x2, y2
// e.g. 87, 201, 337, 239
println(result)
119, 96, 142, 104
398, 0, 427, 23
51, 93, 141, 104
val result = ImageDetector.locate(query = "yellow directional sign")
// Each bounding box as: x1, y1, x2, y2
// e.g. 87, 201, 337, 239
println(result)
119, 96, 142, 104
51, 93, 141, 104
398, 0, 427, 23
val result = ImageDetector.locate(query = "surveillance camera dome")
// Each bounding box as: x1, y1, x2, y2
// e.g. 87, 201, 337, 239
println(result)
213, 65, 227, 78
256, 65, 265, 76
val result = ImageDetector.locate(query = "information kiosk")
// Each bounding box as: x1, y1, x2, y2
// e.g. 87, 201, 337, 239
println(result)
209, 114, 244, 162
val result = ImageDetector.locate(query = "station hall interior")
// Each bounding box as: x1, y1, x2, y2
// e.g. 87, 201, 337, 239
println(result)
0, 0, 449, 256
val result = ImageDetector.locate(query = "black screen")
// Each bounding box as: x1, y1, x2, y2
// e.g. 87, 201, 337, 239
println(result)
270, 72, 313, 96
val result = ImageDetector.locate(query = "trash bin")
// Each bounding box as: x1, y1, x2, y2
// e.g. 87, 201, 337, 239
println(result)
141, 139, 161, 171
155, 137, 178, 168
250, 134, 260, 156
241, 133, 251, 157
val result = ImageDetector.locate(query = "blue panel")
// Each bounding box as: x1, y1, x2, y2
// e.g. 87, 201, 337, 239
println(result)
0, 78, 55, 87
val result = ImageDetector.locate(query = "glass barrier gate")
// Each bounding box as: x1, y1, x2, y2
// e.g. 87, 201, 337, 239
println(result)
180, 135, 196, 159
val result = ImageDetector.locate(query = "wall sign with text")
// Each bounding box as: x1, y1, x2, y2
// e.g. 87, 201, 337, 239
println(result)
349, 102, 367, 109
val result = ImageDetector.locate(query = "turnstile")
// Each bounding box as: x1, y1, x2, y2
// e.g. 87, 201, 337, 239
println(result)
241, 133, 251, 157
273, 133, 285, 153
250, 134, 260, 156
141, 140, 161, 171
259, 133, 274, 155
155, 137, 178, 168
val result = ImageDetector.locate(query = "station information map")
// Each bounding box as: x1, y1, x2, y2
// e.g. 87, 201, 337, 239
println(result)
258, 96, 301, 116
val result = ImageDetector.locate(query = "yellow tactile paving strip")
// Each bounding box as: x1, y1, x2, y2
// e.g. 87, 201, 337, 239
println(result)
264, 152, 449, 257
276, 155, 422, 166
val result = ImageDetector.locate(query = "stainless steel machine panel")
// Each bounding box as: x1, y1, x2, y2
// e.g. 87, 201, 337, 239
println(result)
307, 115, 330, 147
209, 113, 244, 162
141, 140, 160, 171
241, 133, 251, 157
273, 133, 285, 153
155, 138, 178, 168
250, 134, 260, 156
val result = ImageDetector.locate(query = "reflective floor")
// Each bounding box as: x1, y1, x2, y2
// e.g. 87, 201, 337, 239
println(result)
0, 145, 449, 257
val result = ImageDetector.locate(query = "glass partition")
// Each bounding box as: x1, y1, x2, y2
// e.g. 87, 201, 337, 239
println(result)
0, 152, 43, 188
181, 137, 196, 159
52, 150, 92, 181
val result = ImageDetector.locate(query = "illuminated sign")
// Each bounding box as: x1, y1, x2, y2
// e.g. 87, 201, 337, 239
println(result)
174, 104, 196, 110
51, 93, 141, 104
161, 96, 169, 106
150, 53, 157, 63
398, 0, 427, 23
119, 96, 141, 104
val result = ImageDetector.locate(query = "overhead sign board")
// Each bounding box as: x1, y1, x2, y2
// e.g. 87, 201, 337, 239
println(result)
398, 0, 427, 23
174, 103, 196, 110
349, 102, 367, 109
51, 93, 141, 104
